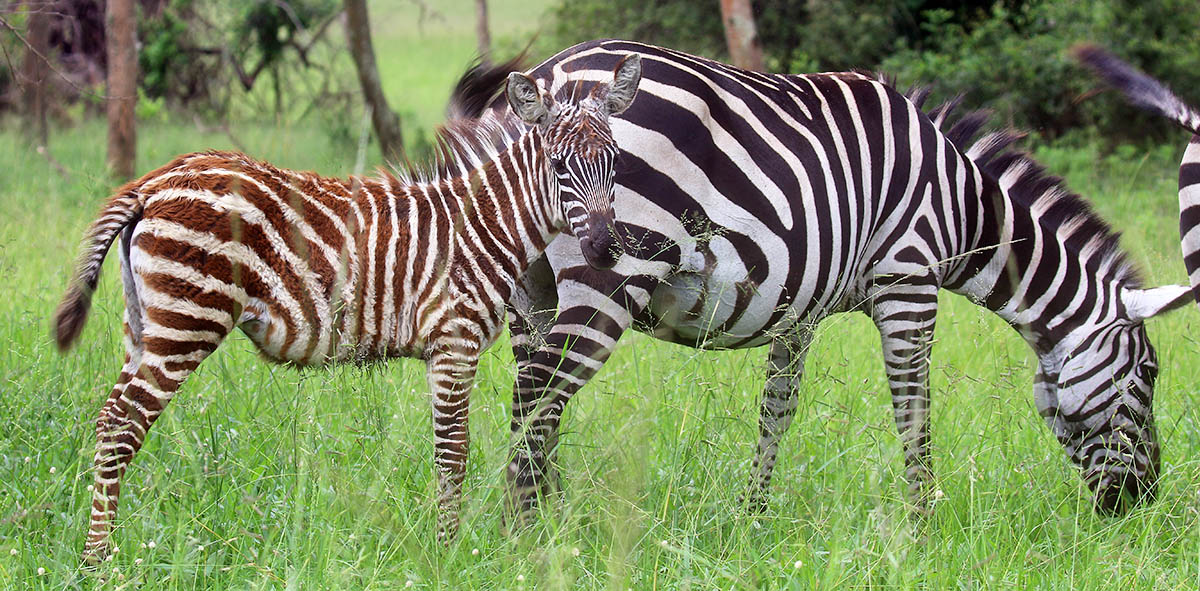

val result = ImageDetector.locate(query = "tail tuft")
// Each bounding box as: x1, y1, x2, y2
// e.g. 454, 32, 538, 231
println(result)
1072, 44, 1200, 135
54, 283, 94, 351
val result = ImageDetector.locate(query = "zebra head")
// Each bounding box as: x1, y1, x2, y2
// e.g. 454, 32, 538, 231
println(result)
1044, 284, 1190, 515
505, 54, 642, 269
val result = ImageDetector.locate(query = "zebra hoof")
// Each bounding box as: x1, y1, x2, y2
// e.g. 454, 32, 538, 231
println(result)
78, 549, 108, 574
738, 492, 770, 514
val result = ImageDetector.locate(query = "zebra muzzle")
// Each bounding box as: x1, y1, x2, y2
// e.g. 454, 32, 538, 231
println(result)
578, 212, 621, 269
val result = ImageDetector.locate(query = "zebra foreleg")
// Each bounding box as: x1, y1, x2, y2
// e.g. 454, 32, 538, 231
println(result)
506, 281, 639, 525
869, 277, 939, 513
742, 328, 813, 512
425, 343, 480, 544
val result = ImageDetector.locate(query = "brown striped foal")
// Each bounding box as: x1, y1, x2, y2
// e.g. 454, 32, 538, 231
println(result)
54, 56, 642, 564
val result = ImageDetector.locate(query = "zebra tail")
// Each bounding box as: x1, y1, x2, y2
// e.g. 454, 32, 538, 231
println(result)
1073, 44, 1200, 307
54, 182, 145, 351
1072, 44, 1200, 135
446, 52, 528, 120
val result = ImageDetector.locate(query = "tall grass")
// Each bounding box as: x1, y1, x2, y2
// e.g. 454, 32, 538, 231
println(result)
2, 2, 1200, 589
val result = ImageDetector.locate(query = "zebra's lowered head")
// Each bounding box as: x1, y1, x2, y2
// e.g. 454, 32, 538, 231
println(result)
505, 53, 642, 269
1039, 284, 1190, 514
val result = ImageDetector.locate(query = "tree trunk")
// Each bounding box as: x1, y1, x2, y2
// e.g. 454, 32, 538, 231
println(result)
20, 3, 51, 147
106, 0, 137, 180
719, 0, 764, 71
475, 0, 491, 62
344, 0, 404, 163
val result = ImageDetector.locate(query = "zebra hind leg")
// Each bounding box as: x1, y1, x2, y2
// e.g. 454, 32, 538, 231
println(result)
868, 275, 939, 514
82, 307, 230, 566
742, 328, 813, 513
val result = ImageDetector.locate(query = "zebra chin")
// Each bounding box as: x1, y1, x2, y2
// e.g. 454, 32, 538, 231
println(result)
577, 212, 621, 269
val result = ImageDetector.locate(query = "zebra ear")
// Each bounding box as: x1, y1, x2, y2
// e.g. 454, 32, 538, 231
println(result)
1122, 284, 1193, 322
507, 72, 551, 126
603, 54, 642, 116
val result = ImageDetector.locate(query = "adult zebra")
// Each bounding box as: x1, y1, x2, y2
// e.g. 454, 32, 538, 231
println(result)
54, 58, 642, 564
458, 39, 1194, 518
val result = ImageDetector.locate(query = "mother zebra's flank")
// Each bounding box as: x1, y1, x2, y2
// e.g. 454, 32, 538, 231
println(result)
54, 55, 642, 565
459, 40, 1192, 519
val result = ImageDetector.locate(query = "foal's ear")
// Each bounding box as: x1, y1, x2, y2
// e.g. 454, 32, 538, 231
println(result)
1122, 284, 1193, 322
603, 54, 642, 116
507, 73, 551, 126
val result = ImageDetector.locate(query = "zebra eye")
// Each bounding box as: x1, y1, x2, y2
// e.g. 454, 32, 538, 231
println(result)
551, 158, 568, 175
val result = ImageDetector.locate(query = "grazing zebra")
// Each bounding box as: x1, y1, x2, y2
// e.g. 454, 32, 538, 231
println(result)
53, 56, 642, 564
1073, 45, 1200, 309
457, 39, 1193, 518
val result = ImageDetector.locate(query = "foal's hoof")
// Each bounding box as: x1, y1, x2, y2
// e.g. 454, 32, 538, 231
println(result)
738, 492, 770, 514
79, 550, 108, 575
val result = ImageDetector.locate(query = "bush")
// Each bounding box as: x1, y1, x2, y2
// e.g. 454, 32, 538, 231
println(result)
542, 0, 1200, 145
882, 0, 1200, 143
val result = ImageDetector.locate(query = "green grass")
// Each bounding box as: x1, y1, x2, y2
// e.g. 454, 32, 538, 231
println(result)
4, 3, 1200, 589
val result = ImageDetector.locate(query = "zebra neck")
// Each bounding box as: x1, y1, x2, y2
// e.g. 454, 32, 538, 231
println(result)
947, 180, 1121, 356
447, 131, 561, 272
339, 132, 561, 358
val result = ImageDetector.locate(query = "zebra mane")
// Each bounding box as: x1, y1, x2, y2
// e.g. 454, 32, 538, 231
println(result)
896, 82, 1144, 288
389, 111, 524, 185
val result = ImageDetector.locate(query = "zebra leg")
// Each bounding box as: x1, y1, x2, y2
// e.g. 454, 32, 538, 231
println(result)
506, 278, 640, 523
869, 276, 939, 512
425, 343, 480, 543
506, 257, 560, 497
84, 318, 228, 566
742, 327, 813, 512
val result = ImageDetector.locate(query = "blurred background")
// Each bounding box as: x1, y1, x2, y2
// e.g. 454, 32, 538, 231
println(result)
3, 0, 1199, 180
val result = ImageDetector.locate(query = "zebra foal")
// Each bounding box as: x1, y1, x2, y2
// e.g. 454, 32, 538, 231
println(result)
53, 56, 642, 564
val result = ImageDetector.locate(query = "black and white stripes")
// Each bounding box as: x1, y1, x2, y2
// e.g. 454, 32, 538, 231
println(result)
459, 39, 1192, 517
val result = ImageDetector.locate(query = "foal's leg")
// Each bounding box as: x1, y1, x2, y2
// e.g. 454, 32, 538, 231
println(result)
426, 339, 480, 543
83, 259, 234, 565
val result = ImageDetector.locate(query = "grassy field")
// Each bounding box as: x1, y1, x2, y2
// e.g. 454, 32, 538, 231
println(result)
4, 2, 1200, 590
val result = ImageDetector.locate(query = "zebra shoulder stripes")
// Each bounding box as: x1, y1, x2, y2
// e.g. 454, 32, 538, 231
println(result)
455, 40, 1191, 520
53, 56, 642, 564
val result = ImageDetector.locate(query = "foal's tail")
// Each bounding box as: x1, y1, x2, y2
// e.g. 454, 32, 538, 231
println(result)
54, 182, 145, 351
1074, 44, 1200, 307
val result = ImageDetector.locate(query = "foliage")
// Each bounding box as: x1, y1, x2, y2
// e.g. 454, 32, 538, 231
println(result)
881, 0, 1200, 142
543, 0, 1200, 143
136, 0, 343, 118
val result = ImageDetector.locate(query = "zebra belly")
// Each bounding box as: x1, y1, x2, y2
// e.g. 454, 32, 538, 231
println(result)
642, 272, 774, 348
